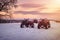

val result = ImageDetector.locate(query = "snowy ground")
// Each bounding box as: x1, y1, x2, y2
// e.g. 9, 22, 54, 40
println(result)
0, 21, 60, 40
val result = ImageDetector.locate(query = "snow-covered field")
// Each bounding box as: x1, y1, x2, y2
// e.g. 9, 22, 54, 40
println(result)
0, 21, 60, 40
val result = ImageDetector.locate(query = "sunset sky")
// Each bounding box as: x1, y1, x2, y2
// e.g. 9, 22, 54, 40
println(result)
15, 0, 60, 13
0, 0, 60, 20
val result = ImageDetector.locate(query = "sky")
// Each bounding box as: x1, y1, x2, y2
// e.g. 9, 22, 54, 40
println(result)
15, 0, 60, 13
0, 0, 60, 20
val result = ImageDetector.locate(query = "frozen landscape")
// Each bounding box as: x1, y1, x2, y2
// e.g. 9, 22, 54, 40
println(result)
0, 21, 60, 40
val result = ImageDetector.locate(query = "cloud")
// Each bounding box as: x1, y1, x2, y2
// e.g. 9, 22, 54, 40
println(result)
14, 11, 40, 14
20, 4, 43, 8
18, 0, 50, 5
12, 13, 60, 20
15, 0, 60, 14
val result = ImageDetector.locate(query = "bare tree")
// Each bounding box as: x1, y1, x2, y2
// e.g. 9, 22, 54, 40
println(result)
0, 0, 17, 20
0, 0, 17, 12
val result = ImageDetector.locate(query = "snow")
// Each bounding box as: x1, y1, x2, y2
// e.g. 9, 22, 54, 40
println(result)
0, 21, 60, 40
